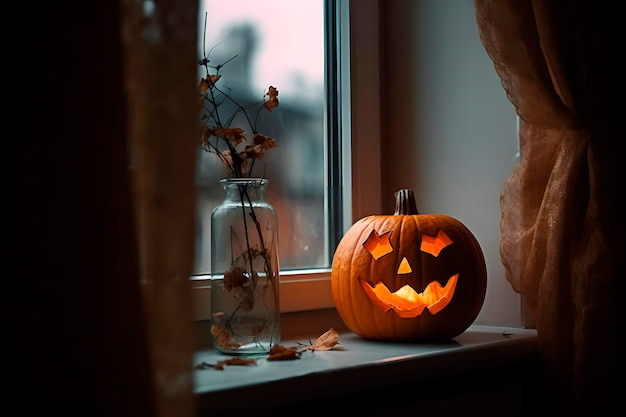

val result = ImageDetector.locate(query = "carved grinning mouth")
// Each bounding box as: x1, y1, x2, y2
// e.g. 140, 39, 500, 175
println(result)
360, 228, 459, 318
359, 274, 458, 318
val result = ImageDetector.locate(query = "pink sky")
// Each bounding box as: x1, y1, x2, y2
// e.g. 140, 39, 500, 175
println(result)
201, 0, 324, 99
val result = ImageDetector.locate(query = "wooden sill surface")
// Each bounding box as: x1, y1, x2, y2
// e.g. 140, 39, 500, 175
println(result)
193, 310, 538, 415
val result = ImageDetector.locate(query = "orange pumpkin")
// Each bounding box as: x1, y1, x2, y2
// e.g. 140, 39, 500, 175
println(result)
331, 189, 487, 341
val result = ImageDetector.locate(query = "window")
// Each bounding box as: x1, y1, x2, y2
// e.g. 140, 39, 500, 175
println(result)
191, 0, 382, 320
195, 0, 329, 274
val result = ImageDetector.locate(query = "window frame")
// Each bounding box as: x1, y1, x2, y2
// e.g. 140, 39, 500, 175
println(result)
191, 0, 382, 320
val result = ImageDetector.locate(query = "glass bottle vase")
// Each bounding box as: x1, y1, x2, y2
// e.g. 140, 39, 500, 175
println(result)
210, 178, 281, 355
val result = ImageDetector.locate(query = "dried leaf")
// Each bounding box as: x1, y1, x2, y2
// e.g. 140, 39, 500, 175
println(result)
225, 357, 258, 366
267, 345, 301, 361
211, 321, 244, 351
299, 328, 339, 351
212, 357, 258, 370
194, 361, 213, 370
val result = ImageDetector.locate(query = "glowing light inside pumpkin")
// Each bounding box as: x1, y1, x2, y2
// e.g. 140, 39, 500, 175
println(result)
420, 230, 453, 256
360, 274, 459, 318
363, 230, 393, 260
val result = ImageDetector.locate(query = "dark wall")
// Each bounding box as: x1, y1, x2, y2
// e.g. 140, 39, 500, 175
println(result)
6, 2, 155, 416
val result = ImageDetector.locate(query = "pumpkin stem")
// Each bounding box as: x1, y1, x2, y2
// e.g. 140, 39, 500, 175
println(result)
394, 189, 420, 215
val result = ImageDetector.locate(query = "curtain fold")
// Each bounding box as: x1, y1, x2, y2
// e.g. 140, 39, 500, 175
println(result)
474, 0, 619, 415
122, 1, 199, 416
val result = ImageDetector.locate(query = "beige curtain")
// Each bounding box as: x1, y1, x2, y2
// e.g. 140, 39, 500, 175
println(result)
9, 1, 198, 416
474, 1, 619, 415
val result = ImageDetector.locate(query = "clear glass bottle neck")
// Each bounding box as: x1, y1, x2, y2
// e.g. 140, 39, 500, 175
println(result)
221, 178, 269, 202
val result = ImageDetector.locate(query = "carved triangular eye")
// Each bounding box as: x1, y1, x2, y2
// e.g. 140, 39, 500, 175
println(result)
363, 230, 393, 259
420, 230, 453, 257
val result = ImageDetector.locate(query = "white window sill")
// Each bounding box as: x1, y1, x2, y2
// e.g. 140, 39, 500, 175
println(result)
193, 315, 538, 415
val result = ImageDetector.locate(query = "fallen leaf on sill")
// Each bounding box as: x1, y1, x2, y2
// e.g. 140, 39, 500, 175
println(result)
267, 345, 301, 361
195, 357, 258, 371
195, 328, 341, 370
296, 327, 340, 352
194, 361, 214, 370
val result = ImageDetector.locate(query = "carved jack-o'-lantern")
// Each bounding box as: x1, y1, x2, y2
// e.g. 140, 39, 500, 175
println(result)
331, 189, 487, 341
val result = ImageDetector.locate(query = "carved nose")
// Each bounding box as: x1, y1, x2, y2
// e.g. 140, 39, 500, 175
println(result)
397, 257, 412, 274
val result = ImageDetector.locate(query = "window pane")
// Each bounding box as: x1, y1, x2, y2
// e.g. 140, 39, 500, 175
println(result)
194, 0, 328, 274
